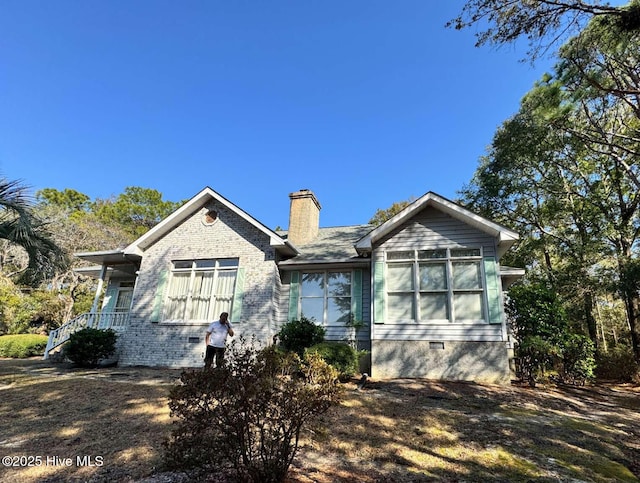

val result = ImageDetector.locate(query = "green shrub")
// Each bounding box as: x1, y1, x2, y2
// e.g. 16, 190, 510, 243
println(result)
560, 334, 596, 385
306, 342, 359, 380
277, 316, 326, 356
63, 328, 118, 367
0, 274, 69, 335
0, 334, 49, 358
164, 337, 342, 482
516, 335, 560, 387
596, 346, 640, 382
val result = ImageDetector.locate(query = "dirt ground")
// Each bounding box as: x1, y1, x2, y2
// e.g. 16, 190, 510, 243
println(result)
1, 358, 639, 482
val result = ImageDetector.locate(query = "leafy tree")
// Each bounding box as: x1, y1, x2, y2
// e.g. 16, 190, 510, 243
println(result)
0, 334, 49, 358
92, 186, 184, 238
449, 0, 640, 62
507, 282, 568, 344
10, 289, 70, 335
461, 92, 607, 344
0, 274, 23, 335
561, 333, 596, 385
164, 337, 342, 482
36, 188, 133, 323
461, 18, 640, 360
0, 177, 68, 286
36, 188, 91, 215
368, 198, 414, 226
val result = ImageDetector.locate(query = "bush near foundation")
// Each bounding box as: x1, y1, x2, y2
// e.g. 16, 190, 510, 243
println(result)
277, 316, 326, 356
63, 328, 117, 367
0, 334, 49, 358
306, 341, 359, 380
164, 337, 342, 482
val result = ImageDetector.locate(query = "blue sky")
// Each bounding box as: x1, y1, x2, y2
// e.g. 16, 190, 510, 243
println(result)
1, 1, 554, 230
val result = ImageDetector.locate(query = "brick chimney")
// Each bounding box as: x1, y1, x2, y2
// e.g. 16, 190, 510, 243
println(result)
287, 189, 321, 246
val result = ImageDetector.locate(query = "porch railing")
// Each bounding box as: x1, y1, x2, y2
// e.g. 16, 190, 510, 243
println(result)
43, 312, 130, 359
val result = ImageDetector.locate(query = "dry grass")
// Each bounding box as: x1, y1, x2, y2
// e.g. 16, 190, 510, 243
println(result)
1, 358, 639, 482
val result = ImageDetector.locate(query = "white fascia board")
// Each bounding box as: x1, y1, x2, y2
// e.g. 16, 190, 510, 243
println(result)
75, 249, 126, 259
355, 191, 519, 252
123, 186, 297, 256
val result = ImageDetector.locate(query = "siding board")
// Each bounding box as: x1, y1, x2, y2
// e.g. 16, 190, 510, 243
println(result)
377, 207, 497, 257
372, 206, 504, 342
372, 323, 504, 341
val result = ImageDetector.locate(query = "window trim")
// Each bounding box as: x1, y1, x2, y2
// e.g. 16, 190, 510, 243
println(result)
162, 258, 239, 323
298, 270, 353, 326
385, 248, 487, 324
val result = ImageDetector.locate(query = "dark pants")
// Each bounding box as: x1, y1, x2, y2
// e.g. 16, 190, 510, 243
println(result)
204, 345, 226, 369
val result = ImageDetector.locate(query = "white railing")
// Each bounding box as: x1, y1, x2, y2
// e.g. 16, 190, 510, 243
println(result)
43, 312, 130, 359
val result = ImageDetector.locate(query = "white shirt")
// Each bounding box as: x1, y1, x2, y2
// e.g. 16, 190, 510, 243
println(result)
206, 320, 233, 348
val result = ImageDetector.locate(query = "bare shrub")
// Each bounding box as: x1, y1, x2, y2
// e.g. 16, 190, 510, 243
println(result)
164, 336, 342, 482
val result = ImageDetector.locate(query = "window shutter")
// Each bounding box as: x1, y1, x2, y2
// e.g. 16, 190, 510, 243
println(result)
352, 269, 363, 322
150, 270, 168, 323
483, 257, 502, 324
288, 271, 300, 321
373, 262, 385, 324
102, 284, 119, 312
230, 267, 245, 323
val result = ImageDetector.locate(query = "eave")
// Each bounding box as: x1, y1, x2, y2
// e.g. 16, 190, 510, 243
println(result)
122, 187, 298, 257
355, 192, 519, 259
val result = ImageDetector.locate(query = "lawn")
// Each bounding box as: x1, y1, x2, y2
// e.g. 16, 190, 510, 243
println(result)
0, 358, 638, 482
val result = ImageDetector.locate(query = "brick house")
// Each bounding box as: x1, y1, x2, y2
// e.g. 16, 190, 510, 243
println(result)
45, 187, 522, 383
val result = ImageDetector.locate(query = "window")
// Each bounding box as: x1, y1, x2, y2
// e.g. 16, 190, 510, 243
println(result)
114, 282, 134, 313
163, 259, 238, 322
300, 271, 351, 325
386, 248, 485, 323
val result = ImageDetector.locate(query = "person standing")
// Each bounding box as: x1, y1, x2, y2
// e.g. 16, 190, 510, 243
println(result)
204, 312, 234, 369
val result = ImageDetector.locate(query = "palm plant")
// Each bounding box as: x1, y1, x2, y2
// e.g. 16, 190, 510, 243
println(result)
0, 177, 67, 286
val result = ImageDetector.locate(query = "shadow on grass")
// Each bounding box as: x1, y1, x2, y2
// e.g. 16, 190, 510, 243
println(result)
0, 358, 180, 483
289, 379, 640, 482
1, 359, 638, 482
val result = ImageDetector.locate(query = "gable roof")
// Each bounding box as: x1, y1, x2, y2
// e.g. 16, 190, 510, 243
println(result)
355, 191, 519, 259
123, 187, 298, 257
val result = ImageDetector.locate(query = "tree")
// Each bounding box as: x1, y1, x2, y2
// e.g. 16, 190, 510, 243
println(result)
0, 177, 67, 286
529, 22, 640, 359
461, 32, 640, 360
448, 0, 640, 62
92, 187, 185, 238
368, 198, 415, 226
507, 282, 596, 386
36, 188, 91, 214
36, 188, 133, 324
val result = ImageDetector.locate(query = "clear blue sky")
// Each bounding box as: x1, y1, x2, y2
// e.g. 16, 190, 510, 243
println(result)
1, 1, 554, 230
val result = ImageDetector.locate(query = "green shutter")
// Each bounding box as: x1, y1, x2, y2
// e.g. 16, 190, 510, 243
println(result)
150, 270, 168, 323
373, 262, 385, 324
288, 271, 300, 321
230, 267, 245, 323
484, 257, 502, 324
102, 284, 119, 312
352, 269, 363, 322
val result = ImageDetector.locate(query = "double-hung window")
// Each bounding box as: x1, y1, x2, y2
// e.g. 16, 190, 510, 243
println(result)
386, 248, 485, 323
300, 271, 352, 325
164, 259, 238, 322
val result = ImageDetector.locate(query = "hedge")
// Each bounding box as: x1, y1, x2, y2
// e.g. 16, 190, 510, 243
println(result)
0, 334, 49, 358
306, 342, 359, 380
